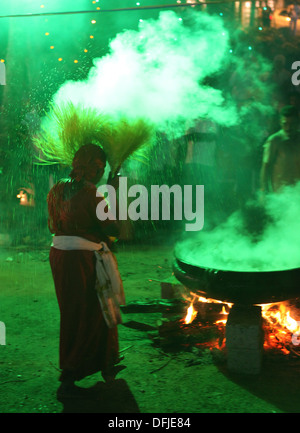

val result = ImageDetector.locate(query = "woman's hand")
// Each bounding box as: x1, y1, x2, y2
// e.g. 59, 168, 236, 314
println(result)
107, 165, 121, 190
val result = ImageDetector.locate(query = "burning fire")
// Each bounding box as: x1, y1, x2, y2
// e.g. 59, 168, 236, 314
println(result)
183, 293, 300, 355
261, 303, 299, 333
260, 302, 300, 354
183, 293, 232, 326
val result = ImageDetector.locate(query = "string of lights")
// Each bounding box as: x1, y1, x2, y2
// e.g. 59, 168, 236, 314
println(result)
0, 0, 256, 66
0, 1, 244, 19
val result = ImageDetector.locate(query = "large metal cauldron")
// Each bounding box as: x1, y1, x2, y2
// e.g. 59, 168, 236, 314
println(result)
173, 255, 300, 305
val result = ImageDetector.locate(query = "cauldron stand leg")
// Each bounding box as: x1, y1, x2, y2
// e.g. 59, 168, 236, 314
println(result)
225, 304, 264, 375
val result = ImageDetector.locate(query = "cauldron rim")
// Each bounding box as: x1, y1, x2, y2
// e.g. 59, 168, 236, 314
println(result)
175, 256, 300, 275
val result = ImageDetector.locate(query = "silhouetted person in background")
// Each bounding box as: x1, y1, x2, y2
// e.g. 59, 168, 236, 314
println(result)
288, 2, 300, 35
260, 105, 300, 193
261, 3, 272, 27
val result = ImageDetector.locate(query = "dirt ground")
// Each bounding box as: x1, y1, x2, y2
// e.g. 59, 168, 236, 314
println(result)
1, 238, 300, 414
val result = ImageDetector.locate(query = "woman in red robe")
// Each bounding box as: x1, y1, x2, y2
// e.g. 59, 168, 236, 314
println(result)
47, 144, 122, 397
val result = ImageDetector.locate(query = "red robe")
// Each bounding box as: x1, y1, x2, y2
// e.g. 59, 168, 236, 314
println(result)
48, 179, 119, 381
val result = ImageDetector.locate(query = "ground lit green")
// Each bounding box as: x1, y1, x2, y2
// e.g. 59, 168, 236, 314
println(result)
1, 243, 299, 413
2, 0, 300, 415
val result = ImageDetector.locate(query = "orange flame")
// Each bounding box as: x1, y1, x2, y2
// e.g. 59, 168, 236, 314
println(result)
261, 302, 300, 333
215, 305, 230, 326
259, 302, 300, 354
183, 292, 300, 355
183, 294, 232, 325
184, 302, 198, 324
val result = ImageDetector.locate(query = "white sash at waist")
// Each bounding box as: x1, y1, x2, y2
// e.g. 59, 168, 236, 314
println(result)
52, 235, 102, 251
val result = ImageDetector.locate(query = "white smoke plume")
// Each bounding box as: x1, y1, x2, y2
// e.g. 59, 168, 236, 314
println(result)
51, 11, 238, 136
177, 183, 300, 272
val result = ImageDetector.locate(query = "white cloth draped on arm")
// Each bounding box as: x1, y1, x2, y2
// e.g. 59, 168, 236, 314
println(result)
52, 235, 125, 328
